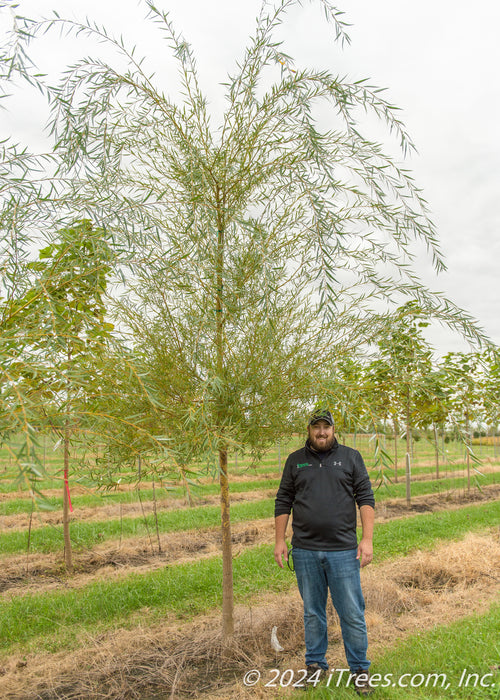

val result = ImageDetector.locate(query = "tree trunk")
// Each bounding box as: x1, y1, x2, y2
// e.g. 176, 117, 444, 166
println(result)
441, 430, 446, 473
152, 475, 162, 554
63, 419, 73, 573
433, 423, 439, 479
215, 194, 234, 641
465, 410, 471, 493
405, 451, 411, 507
219, 447, 234, 639
393, 418, 398, 483
405, 396, 411, 506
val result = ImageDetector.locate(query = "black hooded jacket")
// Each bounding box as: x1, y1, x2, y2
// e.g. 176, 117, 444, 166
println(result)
274, 438, 375, 551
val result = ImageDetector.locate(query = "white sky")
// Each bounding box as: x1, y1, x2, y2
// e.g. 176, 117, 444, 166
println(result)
2, 0, 499, 354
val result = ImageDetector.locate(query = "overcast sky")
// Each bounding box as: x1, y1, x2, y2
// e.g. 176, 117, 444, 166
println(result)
2, 0, 499, 355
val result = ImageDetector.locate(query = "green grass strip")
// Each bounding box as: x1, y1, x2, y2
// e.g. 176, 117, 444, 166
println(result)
1, 472, 499, 556
374, 498, 500, 561
313, 603, 500, 698
374, 471, 499, 500
0, 500, 498, 655
0, 478, 280, 516
0, 497, 276, 555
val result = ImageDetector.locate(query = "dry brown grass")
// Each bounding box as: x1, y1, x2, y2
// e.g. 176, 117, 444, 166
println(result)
0, 531, 499, 700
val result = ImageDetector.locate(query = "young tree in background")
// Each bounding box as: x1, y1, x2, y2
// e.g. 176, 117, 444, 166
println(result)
415, 367, 450, 479
482, 349, 500, 459
363, 356, 400, 481
375, 304, 434, 505
0, 1, 54, 479
441, 351, 483, 492
7, 221, 114, 570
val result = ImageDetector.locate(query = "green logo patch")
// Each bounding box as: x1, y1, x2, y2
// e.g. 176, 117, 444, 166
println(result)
296, 462, 312, 468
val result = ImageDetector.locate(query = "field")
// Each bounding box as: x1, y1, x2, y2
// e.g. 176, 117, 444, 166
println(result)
0, 435, 499, 699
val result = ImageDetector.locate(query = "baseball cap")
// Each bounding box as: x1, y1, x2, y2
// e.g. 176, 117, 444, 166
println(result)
308, 410, 334, 426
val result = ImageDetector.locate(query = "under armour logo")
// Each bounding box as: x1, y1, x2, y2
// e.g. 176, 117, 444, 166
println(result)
332, 461, 342, 466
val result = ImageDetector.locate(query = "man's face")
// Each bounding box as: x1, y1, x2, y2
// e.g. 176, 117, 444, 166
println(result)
308, 419, 335, 452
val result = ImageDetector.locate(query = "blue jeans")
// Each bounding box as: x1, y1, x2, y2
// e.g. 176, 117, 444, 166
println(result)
292, 547, 370, 672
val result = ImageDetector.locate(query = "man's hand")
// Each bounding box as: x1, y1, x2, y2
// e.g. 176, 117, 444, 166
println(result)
274, 540, 289, 568
274, 514, 290, 567
358, 504, 374, 567
357, 537, 373, 567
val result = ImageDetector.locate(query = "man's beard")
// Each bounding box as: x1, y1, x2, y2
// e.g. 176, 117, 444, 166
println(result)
308, 433, 335, 452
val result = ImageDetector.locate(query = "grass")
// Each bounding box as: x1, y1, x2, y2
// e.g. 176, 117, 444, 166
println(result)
0, 497, 277, 555
0, 477, 281, 516
373, 470, 499, 499
0, 463, 496, 519
1, 471, 499, 557
0, 499, 498, 656
374, 499, 500, 561
312, 603, 500, 698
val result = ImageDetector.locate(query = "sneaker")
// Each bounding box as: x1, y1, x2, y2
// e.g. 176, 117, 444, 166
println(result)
351, 670, 373, 695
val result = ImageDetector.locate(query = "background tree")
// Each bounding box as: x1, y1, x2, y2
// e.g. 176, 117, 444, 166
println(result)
482, 348, 500, 460
375, 304, 434, 504
8, 220, 115, 570
363, 356, 400, 482
0, 0, 67, 487
441, 351, 483, 491
415, 367, 451, 479
327, 355, 367, 446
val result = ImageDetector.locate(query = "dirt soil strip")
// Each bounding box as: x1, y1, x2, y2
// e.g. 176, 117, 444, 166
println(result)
0, 531, 498, 700
1, 485, 499, 598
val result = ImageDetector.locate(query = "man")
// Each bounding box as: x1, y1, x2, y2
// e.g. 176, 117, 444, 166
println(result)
274, 410, 375, 695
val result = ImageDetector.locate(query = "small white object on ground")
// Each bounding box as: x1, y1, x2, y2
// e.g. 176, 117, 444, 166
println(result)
271, 625, 284, 652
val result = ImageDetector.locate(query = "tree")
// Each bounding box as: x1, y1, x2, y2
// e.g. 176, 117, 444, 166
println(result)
441, 351, 483, 492
375, 304, 434, 504
482, 348, 500, 458
35, 0, 488, 638
363, 356, 400, 482
0, 1, 180, 561
0, 0, 60, 483
7, 220, 115, 569
414, 367, 450, 479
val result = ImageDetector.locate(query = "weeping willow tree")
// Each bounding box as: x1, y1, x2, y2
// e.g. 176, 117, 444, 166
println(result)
32, 0, 487, 638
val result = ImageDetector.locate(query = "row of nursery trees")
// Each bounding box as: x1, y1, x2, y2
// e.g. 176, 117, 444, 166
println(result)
332, 328, 500, 502
1, 0, 498, 638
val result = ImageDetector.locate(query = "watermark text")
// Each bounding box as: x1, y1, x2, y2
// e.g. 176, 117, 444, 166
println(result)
242, 667, 497, 690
